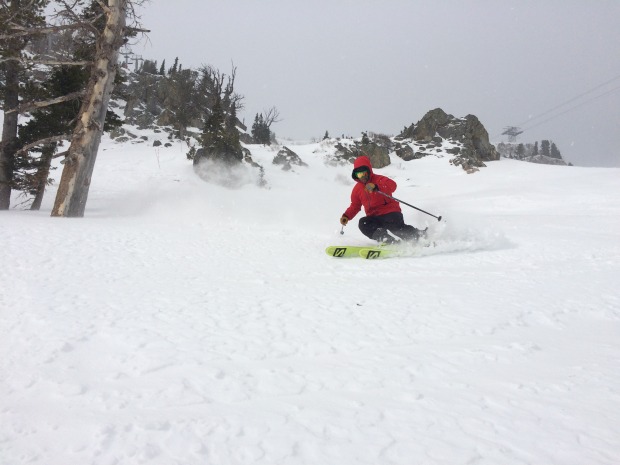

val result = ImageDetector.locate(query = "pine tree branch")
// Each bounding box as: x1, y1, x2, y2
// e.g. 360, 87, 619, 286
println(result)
0, 0, 37, 24
14, 134, 71, 158
126, 26, 150, 34
0, 56, 90, 66
54, 0, 88, 26
5, 90, 85, 114
0, 16, 103, 40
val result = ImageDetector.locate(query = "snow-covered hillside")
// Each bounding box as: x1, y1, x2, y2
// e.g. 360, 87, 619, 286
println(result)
2, 131, 620, 465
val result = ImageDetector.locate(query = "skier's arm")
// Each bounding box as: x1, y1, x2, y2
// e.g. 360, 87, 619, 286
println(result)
374, 175, 397, 195
343, 189, 362, 220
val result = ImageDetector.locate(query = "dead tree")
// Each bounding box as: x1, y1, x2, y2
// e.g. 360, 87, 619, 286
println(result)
51, 0, 127, 217
263, 106, 281, 129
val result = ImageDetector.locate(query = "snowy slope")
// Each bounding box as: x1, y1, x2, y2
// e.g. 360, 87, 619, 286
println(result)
1, 133, 620, 465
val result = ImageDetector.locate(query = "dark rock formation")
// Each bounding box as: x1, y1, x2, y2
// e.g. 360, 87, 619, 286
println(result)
359, 142, 390, 168
527, 155, 569, 166
273, 147, 308, 171
399, 108, 499, 172
325, 141, 389, 168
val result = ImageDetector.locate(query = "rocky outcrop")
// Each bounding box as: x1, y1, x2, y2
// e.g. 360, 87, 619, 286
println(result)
399, 108, 499, 172
526, 155, 569, 166
359, 142, 390, 168
193, 146, 267, 188
115, 67, 246, 142
273, 147, 308, 171
324, 141, 390, 168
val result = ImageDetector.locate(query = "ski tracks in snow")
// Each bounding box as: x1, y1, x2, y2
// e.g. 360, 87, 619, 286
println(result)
2, 153, 620, 464
3, 213, 619, 464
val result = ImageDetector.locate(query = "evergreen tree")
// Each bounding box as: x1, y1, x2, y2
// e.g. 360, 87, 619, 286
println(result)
524, 143, 534, 158
251, 107, 279, 145
166, 68, 199, 138
550, 142, 562, 159
194, 65, 244, 167
541, 140, 550, 156
532, 141, 539, 156
141, 59, 157, 74
251, 113, 270, 144
169, 57, 179, 75
0, 0, 49, 209
516, 143, 525, 159
323, 131, 329, 140
202, 98, 225, 150
200, 95, 242, 165
361, 132, 370, 145
15, 66, 84, 209
159, 59, 166, 76
251, 114, 259, 141
224, 99, 241, 160
16, 61, 121, 209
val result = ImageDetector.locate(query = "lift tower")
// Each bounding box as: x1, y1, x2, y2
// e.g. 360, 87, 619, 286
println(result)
502, 126, 523, 143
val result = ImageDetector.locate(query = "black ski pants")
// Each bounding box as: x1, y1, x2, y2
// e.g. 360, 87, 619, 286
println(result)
358, 212, 419, 242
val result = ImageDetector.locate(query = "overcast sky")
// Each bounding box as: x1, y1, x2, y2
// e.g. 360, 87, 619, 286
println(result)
136, 1, 620, 167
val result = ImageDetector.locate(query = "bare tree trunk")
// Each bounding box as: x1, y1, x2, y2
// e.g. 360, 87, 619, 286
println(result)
30, 145, 54, 211
0, 0, 21, 209
51, 0, 126, 217
0, 58, 19, 208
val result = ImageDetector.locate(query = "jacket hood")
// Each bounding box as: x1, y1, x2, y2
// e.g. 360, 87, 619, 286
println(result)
352, 155, 374, 181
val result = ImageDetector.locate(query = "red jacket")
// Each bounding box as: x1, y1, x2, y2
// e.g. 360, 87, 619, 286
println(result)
343, 156, 401, 220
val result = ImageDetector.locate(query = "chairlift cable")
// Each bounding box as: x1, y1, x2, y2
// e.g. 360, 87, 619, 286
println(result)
516, 72, 620, 127
520, 84, 620, 133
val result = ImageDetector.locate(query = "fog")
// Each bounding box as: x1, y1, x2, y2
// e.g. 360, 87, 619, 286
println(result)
137, 1, 620, 167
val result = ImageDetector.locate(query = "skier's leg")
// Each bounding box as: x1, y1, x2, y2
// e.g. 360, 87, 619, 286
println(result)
360, 215, 396, 243
383, 212, 425, 241
358, 216, 381, 239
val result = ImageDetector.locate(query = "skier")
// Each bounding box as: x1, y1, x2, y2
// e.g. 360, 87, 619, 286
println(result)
340, 155, 425, 244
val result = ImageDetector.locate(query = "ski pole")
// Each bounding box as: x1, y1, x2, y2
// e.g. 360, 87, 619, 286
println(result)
376, 190, 442, 222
